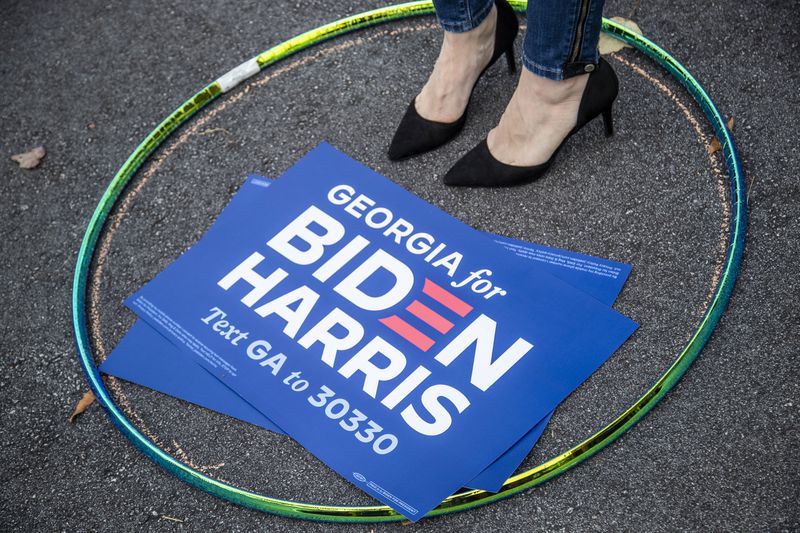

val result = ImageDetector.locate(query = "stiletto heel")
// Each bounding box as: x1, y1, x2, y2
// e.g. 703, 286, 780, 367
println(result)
388, 0, 519, 161
602, 106, 614, 137
444, 57, 620, 187
505, 47, 516, 74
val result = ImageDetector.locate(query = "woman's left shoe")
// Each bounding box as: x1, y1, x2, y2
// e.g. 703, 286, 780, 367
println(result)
443, 57, 618, 187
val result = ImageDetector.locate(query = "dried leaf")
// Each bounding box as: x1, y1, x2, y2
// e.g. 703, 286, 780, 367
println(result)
10, 146, 46, 169
599, 17, 642, 55
87, 122, 97, 130
69, 390, 96, 423
707, 117, 735, 155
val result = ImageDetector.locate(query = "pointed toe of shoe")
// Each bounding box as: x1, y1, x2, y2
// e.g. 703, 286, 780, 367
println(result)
442, 140, 498, 187
443, 139, 553, 188
442, 150, 486, 187
387, 101, 465, 161
387, 134, 419, 161
387, 141, 406, 161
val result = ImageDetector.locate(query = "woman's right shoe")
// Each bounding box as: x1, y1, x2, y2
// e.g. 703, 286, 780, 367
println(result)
387, 0, 519, 161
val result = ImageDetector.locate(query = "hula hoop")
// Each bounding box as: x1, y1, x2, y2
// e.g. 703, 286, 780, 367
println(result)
72, 1, 746, 522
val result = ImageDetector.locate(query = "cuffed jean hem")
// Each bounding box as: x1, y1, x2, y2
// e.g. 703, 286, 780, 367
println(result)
436, 0, 494, 33
522, 50, 600, 81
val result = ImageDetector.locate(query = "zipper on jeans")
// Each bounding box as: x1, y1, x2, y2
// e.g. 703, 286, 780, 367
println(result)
568, 0, 592, 64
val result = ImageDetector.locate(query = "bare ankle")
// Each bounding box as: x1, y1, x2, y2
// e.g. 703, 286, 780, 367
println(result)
415, 6, 499, 122
440, 7, 496, 68
487, 69, 590, 166
444, 6, 496, 45
517, 69, 589, 106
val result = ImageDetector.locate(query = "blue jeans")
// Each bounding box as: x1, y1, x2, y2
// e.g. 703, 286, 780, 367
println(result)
433, 0, 605, 80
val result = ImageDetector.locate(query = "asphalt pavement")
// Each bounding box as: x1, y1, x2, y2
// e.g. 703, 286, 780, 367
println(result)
1, 0, 798, 531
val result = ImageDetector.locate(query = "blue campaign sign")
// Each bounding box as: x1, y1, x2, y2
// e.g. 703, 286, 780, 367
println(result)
126, 143, 637, 519
468, 412, 552, 491
102, 177, 631, 492
100, 320, 284, 433
489, 235, 631, 306
104, 313, 549, 492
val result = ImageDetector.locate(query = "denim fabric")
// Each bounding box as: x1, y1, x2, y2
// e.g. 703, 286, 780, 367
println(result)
432, 0, 495, 33
433, 0, 606, 80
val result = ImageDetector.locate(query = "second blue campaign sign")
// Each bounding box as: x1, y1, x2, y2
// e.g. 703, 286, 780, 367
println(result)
127, 143, 637, 519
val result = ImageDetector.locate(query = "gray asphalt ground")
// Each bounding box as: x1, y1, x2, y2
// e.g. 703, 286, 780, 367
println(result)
1, 0, 798, 531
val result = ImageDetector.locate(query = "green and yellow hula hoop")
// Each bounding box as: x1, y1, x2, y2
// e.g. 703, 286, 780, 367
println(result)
71, 1, 746, 523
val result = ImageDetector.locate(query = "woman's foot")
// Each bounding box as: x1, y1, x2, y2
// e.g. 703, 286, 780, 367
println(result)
487, 68, 589, 166
442, 58, 618, 187
415, 6, 498, 123
388, 0, 519, 161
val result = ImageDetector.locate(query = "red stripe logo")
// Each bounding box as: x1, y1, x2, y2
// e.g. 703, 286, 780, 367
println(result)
406, 300, 454, 334
378, 316, 434, 352
380, 278, 472, 351
421, 279, 472, 317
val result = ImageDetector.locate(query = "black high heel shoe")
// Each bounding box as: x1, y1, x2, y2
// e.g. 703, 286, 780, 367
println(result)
387, 0, 519, 161
442, 57, 619, 187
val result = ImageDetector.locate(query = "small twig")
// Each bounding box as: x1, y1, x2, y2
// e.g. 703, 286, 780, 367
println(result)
747, 174, 757, 204
159, 515, 185, 523
198, 127, 233, 137
628, 0, 642, 18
